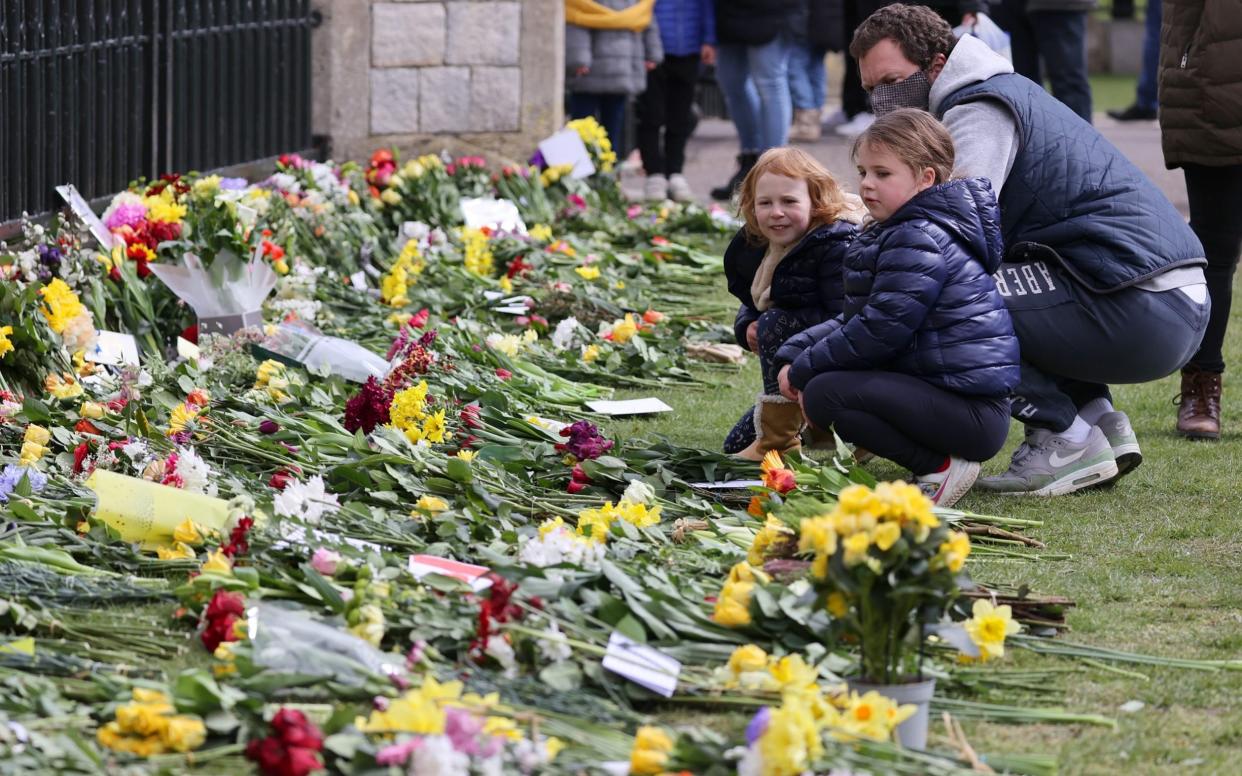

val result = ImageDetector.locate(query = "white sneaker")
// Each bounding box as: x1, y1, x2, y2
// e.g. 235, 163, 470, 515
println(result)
667, 173, 693, 202
834, 112, 875, 137
643, 174, 668, 201
821, 108, 848, 129
917, 457, 981, 508
976, 426, 1118, 496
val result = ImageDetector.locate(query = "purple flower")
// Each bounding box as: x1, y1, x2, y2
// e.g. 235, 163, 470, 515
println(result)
555, 420, 614, 461
745, 706, 771, 745
258, 420, 280, 435
444, 707, 485, 755
528, 149, 547, 170
0, 465, 47, 502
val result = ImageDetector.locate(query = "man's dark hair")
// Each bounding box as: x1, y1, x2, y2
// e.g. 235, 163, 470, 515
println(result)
848, 3, 957, 69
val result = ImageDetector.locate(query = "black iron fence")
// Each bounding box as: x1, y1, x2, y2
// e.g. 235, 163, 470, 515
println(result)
0, 0, 315, 227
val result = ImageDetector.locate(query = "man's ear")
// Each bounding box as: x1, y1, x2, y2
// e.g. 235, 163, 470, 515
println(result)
927, 52, 948, 83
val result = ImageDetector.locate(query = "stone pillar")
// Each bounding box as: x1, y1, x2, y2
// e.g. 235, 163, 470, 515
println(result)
312, 0, 564, 164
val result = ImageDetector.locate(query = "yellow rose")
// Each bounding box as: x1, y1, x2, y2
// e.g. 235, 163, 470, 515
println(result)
23, 424, 51, 445
18, 441, 46, 467
162, 715, 206, 752
727, 644, 769, 674
712, 580, 753, 627
415, 495, 449, 514
80, 401, 106, 419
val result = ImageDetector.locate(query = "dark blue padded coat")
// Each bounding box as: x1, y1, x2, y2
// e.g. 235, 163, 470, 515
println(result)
725, 221, 857, 351
774, 178, 1020, 398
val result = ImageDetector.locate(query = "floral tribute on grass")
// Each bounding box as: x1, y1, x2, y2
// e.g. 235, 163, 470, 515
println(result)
0, 117, 1235, 776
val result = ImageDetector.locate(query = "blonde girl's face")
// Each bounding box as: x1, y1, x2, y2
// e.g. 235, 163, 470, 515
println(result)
753, 173, 812, 248
856, 141, 936, 222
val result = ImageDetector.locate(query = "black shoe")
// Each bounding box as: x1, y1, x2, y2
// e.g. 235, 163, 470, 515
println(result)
1106, 104, 1157, 122
711, 152, 759, 201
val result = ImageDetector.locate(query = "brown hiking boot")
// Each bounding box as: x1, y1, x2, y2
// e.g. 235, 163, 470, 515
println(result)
1175, 367, 1222, 440
735, 395, 805, 461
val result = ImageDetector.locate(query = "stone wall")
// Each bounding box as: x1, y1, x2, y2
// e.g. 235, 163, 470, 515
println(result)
312, 0, 564, 164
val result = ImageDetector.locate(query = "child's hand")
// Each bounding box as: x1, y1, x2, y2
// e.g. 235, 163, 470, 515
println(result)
746, 321, 759, 352
575, 65, 590, 77
645, 60, 657, 71
778, 365, 800, 402
700, 44, 716, 66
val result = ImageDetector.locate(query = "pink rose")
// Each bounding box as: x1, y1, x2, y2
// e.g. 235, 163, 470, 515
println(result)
309, 548, 341, 576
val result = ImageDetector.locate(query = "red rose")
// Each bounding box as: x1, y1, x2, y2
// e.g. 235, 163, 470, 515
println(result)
283, 746, 324, 776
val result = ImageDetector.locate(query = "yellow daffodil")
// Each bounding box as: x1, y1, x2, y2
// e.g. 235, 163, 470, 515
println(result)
842, 531, 872, 567
607, 314, 639, 344
872, 520, 902, 552
727, 644, 769, 674
581, 343, 601, 362
201, 550, 232, 575
0, 325, 14, 360
964, 599, 1020, 660
173, 518, 204, 545
574, 264, 601, 281
826, 591, 849, 618
529, 223, 553, 242
498, 275, 513, 293
628, 726, 674, 776
156, 542, 196, 561
937, 530, 971, 573
758, 697, 822, 776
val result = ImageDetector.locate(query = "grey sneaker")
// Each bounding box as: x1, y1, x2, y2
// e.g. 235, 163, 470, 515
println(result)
917, 457, 981, 508
976, 426, 1118, 496
667, 173, 694, 203
1096, 410, 1143, 481
643, 173, 668, 201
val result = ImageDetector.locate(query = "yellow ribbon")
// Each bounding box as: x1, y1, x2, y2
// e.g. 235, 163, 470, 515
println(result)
565, 0, 655, 32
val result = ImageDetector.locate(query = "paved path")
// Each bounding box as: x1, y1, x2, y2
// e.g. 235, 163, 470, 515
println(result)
623, 113, 1187, 216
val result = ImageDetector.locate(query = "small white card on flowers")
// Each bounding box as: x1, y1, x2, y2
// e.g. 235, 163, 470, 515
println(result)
408, 555, 493, 592
602, 632, 680, 697
689, 479, 765, 490
461, 197, 526, 235
176, 337, 201, 361
85, 330, 140, 366
349, 271, 367, 291
586, 398, 673, 416
538, 128, 595, 179
56, 184, 115, 250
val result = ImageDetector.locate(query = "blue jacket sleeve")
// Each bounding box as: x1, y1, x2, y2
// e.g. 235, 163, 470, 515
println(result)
774, 315, 843, 366
734, 304, 759, 350
702, 0, 717, 46
787, 227, 948, 389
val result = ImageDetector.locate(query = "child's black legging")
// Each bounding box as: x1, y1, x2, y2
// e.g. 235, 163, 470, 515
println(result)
723, 309, 810, 452
800, 371, 1011, 475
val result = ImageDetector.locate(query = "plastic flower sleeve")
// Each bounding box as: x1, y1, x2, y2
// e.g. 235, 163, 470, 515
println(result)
255, 321, 388, 383
148, 247, 277, 335
84, 469, 232, 549
246, 603, 401, 686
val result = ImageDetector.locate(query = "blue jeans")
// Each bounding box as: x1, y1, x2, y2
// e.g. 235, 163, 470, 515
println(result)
568, 93, 628, 154
1001, 3, 1092, 123
788, 41, 826, 111
715, 35, 793, 152
1136, 1, 1161, 111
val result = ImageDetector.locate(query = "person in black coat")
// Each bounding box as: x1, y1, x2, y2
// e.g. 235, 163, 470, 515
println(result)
721, 147, 862, 459
775, 110, 1019, 507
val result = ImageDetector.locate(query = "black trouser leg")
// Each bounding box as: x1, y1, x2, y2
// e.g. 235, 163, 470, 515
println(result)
1183, 163, 1242, 373
801, 371, 1011, 475
637, 64, 668, 175
661, 54, 700, 175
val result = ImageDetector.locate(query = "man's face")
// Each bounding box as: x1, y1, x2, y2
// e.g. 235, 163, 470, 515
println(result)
859, 38, 922, 93
859, 38, 946, 92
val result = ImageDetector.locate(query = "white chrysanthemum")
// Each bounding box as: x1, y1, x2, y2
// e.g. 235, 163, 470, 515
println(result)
518, 525, 606, 579
621, 479, 655, 506
550, 317, 579, 351
537, 622, 572, 664
174, 447, 217, 496
483, 634, 517, 678
272, 474, 339, 524
408, 735, 470, 776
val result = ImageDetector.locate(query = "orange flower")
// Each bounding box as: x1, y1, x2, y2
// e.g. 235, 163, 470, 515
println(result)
747, 495, 768, 518
760, 450, 797, 495
642, 309, 664, 325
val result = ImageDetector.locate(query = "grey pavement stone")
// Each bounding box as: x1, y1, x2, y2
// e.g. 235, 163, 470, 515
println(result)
446, 2, 521, 66
469, 67, 521, 132
370, 68, 420, 135
419, 66, 472, 133
372, 2, 446, 67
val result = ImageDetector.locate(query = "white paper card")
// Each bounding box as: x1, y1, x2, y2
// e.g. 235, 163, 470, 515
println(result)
586, 398, 673, 416
177, 337, 201, 360
461, 197, 526, 234
56, 184, 115, 250
689, 479, 766, 490
598, 764, 630, 776
602, 632, 680, 697
482, 290, 506, 302
538, 128, 595, 179
492, 306, 530, 315
408, 555, 493, 592
349, 271, 367, 290
85, 330, 140, 366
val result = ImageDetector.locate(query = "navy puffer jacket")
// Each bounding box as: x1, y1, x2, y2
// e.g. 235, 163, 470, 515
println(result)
725, 221, 857, 350
775, 178, 1020, 398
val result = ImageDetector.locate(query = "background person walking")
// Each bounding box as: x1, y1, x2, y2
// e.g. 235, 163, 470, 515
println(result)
1160, 1, 1242, 439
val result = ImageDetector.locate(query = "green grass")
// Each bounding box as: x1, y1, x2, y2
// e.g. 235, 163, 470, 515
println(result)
601, 280, 1242, 775
1089, 74, 1139, 114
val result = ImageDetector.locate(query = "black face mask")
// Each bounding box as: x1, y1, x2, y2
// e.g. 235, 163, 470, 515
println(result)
870, 70, 932, 115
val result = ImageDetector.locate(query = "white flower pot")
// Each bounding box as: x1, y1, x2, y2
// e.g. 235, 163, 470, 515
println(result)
846, 676, 937, 750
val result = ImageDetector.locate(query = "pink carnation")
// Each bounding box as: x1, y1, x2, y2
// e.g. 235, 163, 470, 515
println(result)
105, 201, 148, 230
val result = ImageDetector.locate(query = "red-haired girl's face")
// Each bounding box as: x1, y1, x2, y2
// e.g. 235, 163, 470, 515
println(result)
753, 173, 812, 249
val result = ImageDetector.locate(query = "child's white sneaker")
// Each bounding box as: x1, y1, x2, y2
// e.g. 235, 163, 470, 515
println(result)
667, 174, 693, 202
644, 174, 668, 201
917, 457, 981, 508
